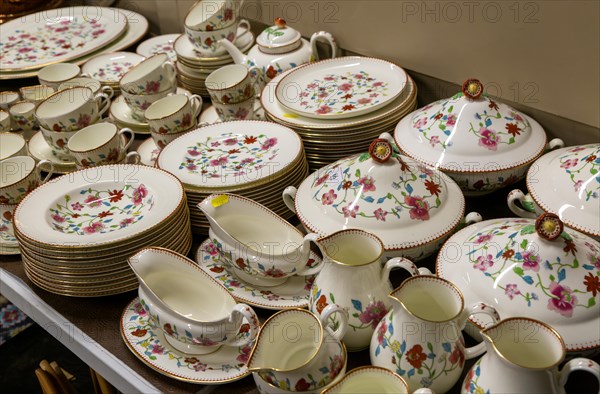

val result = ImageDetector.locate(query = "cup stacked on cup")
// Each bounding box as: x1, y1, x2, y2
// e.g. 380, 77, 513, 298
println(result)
205, 64, 260, 121
67, 123, 139, 169
120, 53, 178, 122
145, 93, 203, 149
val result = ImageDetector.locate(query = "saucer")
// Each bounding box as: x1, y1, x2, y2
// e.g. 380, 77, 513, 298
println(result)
138, 138, 160, 167
136, 34, 179, 62
28, 132, 77, 174
174, 28, 254, 65
120, 298, 251, 384
195, 239, 317, 310
200, 102, 265, 124
0, 244, 20, 255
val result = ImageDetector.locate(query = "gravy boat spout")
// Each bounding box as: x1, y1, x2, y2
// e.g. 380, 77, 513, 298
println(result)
198, 194, 322, 287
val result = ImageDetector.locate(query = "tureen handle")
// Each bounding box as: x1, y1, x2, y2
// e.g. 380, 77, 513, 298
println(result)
310, 31, 338, 61
319, 304, 349, 341
507, 189, 537, 219
464, 212, 483, 225
460, 303, 501, 359
227, 303, 260, 347
282, 186, 297, 213
546, 138, 565, 151
558, 358, 600, 390
378, 132, 394, 144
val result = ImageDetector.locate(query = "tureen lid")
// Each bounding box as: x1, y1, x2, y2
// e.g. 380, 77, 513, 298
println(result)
256, 18, 302, 54
394, 78, 547, 172
527, 143, 600, 237
437, 214, 600, 351
293, 137, 465, 251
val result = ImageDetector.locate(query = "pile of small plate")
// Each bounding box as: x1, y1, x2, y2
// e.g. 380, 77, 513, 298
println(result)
156, 120, 308, 234
174, 30, 255, 97
0, 6, 148, 81
262, 56, 418, 171
13, 165, 191, 297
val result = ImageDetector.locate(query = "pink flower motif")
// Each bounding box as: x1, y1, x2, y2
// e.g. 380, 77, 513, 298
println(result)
76, 113, 92, 128
504, 284, 521, 300
354, 74, 363, 79
187, 149, 200, 156
193, 362, 208, 372
265, 267, 286, 277
357, 98, 372, 105
414, 118, 428, 129
339, 83, 353, 92
329, 354, 344, 379
357, 176, 376, 192
18, 47, 33, 54
223, 138, 237, 146
474, 254, 494, 271
144, 80, 160, 94
307, 83, 318, 89
229, 280, 241, 287
71, 202, 84, 211
204, 242, 219, 256
193, 336, 218, 346
316, 105, 332, 115
478, 128, 500, 151
236, 345, 252, 364
51, 214, 65, 223
226, 32, 235, 42
235, 107, 249, 119
373, 81, 384, 87
377, 320, 387, 345
429, 135, 440, 147
446, 114, 457, 126
120, 217, 134, 227
358, 300, 388, 328
511, 111, 524, 122
574, 180, 584, 191
374, 208, 387, 221
92, 29, 106, 36
139, 101, 151, 110
318, 91, 328, 99
547, 282, 577, 318
211, 141, 221, 147
561, 159, 578, 169
323, 76, 334, 81
319, 188, 338, 205
590, 253, 600, 269
404, 195, 430, 221
570, 146, 586, 153
261, 137, 278, 150
475, 234, 493, 244
342, 204, 359, 218
83, 222, 104, 234
84, 195, 102, 208
522, 251, 540, 272
209, 157, 228, 167
240, 158, 254, 165
151, 344, 165, 354
131, 184, 148, 205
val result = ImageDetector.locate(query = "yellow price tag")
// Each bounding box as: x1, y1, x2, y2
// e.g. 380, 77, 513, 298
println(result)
283, 113, 298, 118
211, 194, 229, 208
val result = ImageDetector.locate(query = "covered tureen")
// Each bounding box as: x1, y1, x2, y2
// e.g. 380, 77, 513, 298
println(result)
508, 143, 600, 239
283, 136, 481, 261
394, 78, 564, 195
436, 213, 600, 353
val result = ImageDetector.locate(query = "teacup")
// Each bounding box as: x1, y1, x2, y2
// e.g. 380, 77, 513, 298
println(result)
59, 77, 114, 101
121, 84, 178, 121
145, 94, 202, 134
185, 18, 250, 56
0, 203, 18, 245
38, 63, 82, 90
39, 126, 78, 160
120, 53, 176, 95
184, 0, 237, 31
35, 87, 109, 132
9, 101, 38, 131
150, 127, 197, 150
19, 85, 55, 106
213, 93, 258, 121
206, 64, 260, 104
0, 110, 10, 132
0, 156, 53, 205
0, 133, 28, 161
68, 123, 135, 168
0, 91, 20, 110
322, 366, 434, 394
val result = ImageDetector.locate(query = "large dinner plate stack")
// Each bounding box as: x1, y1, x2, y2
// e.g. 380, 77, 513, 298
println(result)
156, 121, 308, 234
174, 30, 255, 97
13, 165, 191, 297
262, 57, 418, 171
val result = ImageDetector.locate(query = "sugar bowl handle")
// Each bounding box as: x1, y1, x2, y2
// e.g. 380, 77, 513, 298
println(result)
461, 303, 501, 359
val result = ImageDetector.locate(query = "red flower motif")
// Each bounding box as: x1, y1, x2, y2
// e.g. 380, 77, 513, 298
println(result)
131, 328, 147, 337
145, 81, 160, 94
315, 294, 328, 314
342, 104, 355, 111
377, 320, 387, 345
76, 113, 92, 129
265, 66, 278, 79
223, 8, 233, 21
358, 300, 388, 328
163, 324, 174, 336
295, 378, 311, 391
434, 113, 444, 120
109, 189, 124, 203
342, 181, 352, 190
265, 267, 286, 277
506, 123, 521, 137
3, 211, 12, 221
357, 176, 376, 192
315, 105, 332, 115
449, 346, 465, 367
584, 273, 600, 297
473, 180, 485, 190
56, 139, 66, 149
97, 211, 113, 218
184, 357, 200, 364
181, 113, 192, 129
244, 136, 257, 144
204, 37, 213, 47
209, 266, 225, 273
405, 344, 427, 369
502, 249, 515, 259
53, 123, 62, 131
563, 239, 578, 255
586, 155, 597, 163
236, 258, 246, 269
488, 100, 499, 111
405, 195, 430, 221
424, 179, 441, 196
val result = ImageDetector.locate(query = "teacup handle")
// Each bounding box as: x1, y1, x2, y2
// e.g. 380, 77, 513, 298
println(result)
320, 304, 349, 341
161, 61, 177, 86
101, 85, 114, 101
248, 65, 265, 96
227, 303, 260, 347
94, 93, 110, 118
118, 127, 135, 151
125, 151, 140, 165
507, 189, 537, 219
461, 303, 501, 359
36, 159, 54, 183
382, 257, 432, 283
232, 19, 251, 45
558, 358, 600, 389
189, 94, 203, 119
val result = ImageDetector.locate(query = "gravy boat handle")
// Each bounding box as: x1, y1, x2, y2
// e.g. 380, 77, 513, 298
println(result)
462, 302, 501, 359
295, 233, 324, 276
226, 303, 260, 347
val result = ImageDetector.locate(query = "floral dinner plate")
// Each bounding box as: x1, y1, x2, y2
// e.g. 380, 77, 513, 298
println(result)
136, 34, 179, 62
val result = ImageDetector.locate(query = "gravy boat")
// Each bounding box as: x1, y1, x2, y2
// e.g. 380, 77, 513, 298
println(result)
128, 247, 260, 354
198, 194, 322, 286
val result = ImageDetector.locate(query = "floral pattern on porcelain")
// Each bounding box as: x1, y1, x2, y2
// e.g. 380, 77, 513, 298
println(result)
49, 111, 97, 132
126, 302, 250, 371
373, 311, 466, 388
453, 171, 523, 195
11, 113, 38, 131
213, 103, 254, 122
311, 152, 443, 223
298, 71, 389, 116
147, 43, 176, 61
91, 60, 137, 83
127, 75, 168, 95
247, 59, 298, 80
200, 8, 235, 31
76, 147, 122, 168
152, 113, 194, 134
178, 132, 279, 179
463, 359, 489, 394
258, 348, 344, 391
411, 94, 531, 151
186, 31, 236, 53
0, 19, 109, 66
559, 145, 600, 201
0, 210, 17, 243
0, 180, 39, 205
465, 220, 599, 317
209, 84, 253, 105
48, 184, 154, 236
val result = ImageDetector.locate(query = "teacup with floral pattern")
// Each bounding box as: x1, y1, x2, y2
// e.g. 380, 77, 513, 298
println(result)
0, 156, 53, 205
121, 84, 177, 121
213, 93, 258, 122
145, 93, 202, 134
0, 110, 10, 132
59, 77, 114, 101
120, 53, 176, 95
68, 123, 135, 169
206, 64, 260, 105
184, 0, 237, 31
39, 126, 78, 160
185, 18, 250, 56
9, 101, 38, 131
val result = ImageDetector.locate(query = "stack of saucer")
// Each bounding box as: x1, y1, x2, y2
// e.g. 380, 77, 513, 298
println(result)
13, 165, 191, 297
82, 51, 145, 97
156, 120, 307, 234
262, 57, 418, 171
174, 30, 255, 97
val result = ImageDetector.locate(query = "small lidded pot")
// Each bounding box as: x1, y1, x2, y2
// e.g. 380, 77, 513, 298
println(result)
393, 78, 564, 196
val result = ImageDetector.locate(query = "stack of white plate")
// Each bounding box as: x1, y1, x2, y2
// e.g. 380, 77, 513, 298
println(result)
0, 7, 148, 81
156, 121, 307, 234
262, 57, 418, 171
173, 30, 255, 97
13, 165, 191, 297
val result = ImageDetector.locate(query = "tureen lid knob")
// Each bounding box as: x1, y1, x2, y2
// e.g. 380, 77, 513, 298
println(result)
369, 139, 393, 163
462, 78, 483, 100
275, 17, 287, 28
535, 213, 564, 241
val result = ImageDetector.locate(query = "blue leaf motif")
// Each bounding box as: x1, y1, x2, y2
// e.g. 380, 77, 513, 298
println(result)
496, 250, 504, 258
375, 346, 380, 356
442, 342, 452, 353
558, 268, 566, 282
398, 369, 405, 376
364, 196, 374, 203
522, 275, 534, 285
485, 118, 492, 127
583, 264, 595, 270
443, 129, 451, 136
515, 252, 522, 260
406, 183, 413, 195
351, 299, 363, 312
400, 339, 405, 353
377, 197, 386, 204
407, 369, 415, 377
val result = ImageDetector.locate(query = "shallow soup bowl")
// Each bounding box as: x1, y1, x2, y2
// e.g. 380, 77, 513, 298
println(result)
0, 156, 53, 205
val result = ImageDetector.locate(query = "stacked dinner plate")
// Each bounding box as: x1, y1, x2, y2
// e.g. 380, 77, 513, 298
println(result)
156, 121, 308, 234
174, 30, 255, 97
13, 165, 191, 297
262, 57, 418, 171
